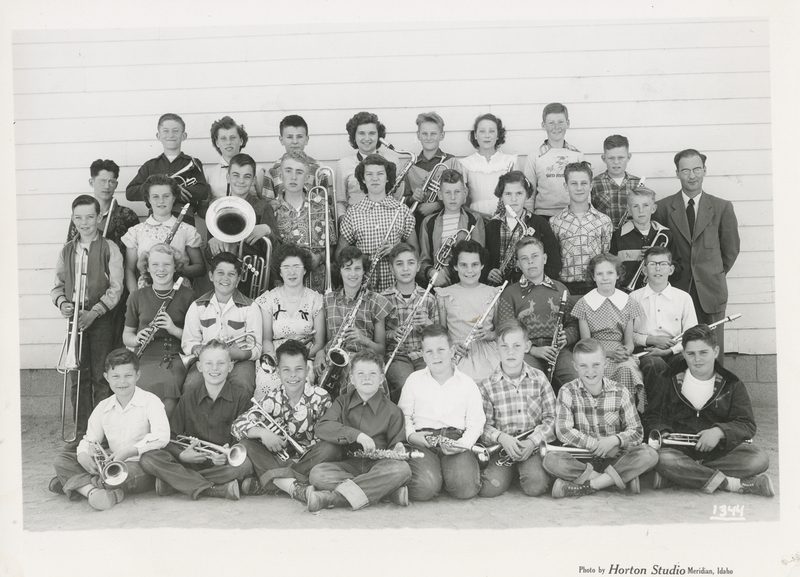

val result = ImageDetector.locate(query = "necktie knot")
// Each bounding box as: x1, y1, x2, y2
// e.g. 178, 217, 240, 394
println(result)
686, 198, 696, 236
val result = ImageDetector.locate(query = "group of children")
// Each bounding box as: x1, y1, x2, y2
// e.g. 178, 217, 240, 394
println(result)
50, 102, 773, 514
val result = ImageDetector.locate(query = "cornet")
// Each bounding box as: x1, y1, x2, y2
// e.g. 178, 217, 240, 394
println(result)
647, 430, 753, 450
417, 162, 449, 206
89, 442, 129, 487
538, 440, 594, 460
168, 158, 203, 189
482, 428, 536, 466
240, 397, 308, 461
172, 435, 248, 466
424, 435, 491, 463
57, 248, 89, 442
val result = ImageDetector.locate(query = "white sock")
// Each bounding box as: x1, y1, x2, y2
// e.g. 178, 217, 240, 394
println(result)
272, 478, 295, 495
725, 476, 741, 493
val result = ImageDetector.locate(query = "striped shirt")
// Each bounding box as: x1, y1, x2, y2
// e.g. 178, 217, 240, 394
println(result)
555, 377, 643, 451
549, 206, 613, 283
479, 363, 557, 446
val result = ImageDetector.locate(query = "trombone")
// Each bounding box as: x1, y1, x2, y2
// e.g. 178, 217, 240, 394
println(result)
206, 196, 272, 298
89, 442, 129, 486
307, 183, 334, 295
172, 435, 248, 466
379, 138, 417, 200
622, 229, 669, 293
57, 248, 89, 442
315, 166, 338, 225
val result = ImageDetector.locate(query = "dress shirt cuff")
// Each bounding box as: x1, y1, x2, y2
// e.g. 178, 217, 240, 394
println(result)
76, 439, 90, 456
670, 344, 683, 355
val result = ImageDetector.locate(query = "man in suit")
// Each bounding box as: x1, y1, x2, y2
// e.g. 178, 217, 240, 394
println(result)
653, 149, 740, 364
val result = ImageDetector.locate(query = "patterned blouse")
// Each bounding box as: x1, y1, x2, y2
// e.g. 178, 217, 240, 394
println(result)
256, 287, 323, 350
323, 288, 392, 354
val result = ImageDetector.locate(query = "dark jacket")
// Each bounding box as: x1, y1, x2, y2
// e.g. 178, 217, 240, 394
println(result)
642, 358, 756, 460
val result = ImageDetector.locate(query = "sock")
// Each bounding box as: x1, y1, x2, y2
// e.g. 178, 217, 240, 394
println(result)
724, 477, 741, 493
272, 478, 295, 495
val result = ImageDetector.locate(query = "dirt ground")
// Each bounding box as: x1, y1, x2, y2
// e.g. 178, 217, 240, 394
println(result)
19, 407, 779, 531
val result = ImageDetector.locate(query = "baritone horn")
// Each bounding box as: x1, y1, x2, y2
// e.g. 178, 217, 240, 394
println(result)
89, 442, 129, 486
435, 225, 475, 270
623, 229, 669, 293
173, 435, 248, 466
57, 248, 89, 442
206, 196, 271, 298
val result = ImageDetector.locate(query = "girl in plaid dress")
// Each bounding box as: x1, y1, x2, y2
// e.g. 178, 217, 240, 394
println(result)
570, 254, 646, 411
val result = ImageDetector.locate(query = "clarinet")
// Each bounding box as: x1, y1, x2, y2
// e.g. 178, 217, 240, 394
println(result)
545, 290, 569, 382
164, 203, 191, 245
349, 448, 425, 460
135, 278, 185, 358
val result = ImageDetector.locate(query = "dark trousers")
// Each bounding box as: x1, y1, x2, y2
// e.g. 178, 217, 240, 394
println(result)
70, 313, 115, 439
310, 457, 412, 509
655, 444, 769, 493
524, 349, 577, 395
139, 443, 253, 499
407, 434, 482, 501
543, 444, 658, 488
239, 438, 342, 487
562, 281, 594, 297
53, 449, 154, 499
384, 354, 426, 403
689, 282, 727, 365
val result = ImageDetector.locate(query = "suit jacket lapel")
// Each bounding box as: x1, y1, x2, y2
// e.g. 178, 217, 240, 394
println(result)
692, 193, 713, 241
669, 192, 692, 242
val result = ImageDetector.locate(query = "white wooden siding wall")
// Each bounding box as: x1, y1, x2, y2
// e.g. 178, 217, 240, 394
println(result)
13, 20, 773, 369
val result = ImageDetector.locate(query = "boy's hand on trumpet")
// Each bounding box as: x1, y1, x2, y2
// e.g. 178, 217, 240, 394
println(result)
77, 452, 100, 476
499, 433, 525, 461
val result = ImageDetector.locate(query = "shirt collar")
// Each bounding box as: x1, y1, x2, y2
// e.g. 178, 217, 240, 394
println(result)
642, 283, 676, 300
145, 215, 177, 227
196, 381, 234, 405
682, 190, 702, 208
345, 388, 385, 411
583, 288, 628, 311
488, 362, 538, 386
102, 387, 147, 413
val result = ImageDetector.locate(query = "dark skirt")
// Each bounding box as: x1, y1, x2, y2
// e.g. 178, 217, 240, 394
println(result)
137, 336, 187, 400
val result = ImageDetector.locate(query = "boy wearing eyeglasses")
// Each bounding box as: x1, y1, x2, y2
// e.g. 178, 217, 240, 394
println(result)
629, 246, 697, 405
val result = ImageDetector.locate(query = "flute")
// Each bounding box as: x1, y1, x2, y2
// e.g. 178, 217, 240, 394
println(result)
634, 314, 741, 359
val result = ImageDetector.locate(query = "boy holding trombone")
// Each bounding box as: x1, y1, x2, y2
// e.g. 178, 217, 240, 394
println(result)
53, 195, 124, 443
642, 325, 774, 496
49, 349, 170, 511
139, 340, 254, 501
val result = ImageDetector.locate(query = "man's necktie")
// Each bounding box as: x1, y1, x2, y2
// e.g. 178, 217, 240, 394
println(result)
687, 198, 695, 237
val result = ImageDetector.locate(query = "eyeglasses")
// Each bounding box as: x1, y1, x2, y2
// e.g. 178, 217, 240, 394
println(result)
94, 178, 118, 186
646, 261, 671, 269
280, 264, 304, 273
679, 168, 705, 177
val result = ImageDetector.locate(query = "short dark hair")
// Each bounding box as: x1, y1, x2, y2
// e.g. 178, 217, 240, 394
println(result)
682, 324, 717, 349
603, 135, 629, 151
142, 174, 180, 207
643, 245, 673, 265
158, 113, 185, 131
389, 242, 417, 262
229, 153, 256, 175
585, 253, 626, 285
674, 149, 707, 169
468, 113, 506, 149
440, 168, 464, 186
275, 244, 313, 282
280, 115, 309, 135
542, 102, 569, 122
72, 194, 100, 214
210, 116, 249, 155
350, 349, 385, 373
494, 170, 533, 199
572, 338, 604, 358
564, 161, 593, 183
276, 339, 309, 364
105, 348, 139, 372
337, 245, 371, 273
421, 323, 452, 344
345, 111, 386, 150
90, 159, 120, 179
355, 154, 397, 195
210, 251, 241, 275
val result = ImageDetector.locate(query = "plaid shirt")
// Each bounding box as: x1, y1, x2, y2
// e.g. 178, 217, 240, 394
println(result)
492, 206, 532, 276
273, 188, 338, 250
230, 382, 332, 449
591, 171, 642, 229
549, 206, 612, 283
555, 377, 643, 451
340, 196, 416, 292
479, 363, 557, 446
382, 285, 440, 362
323, 287, 392, 354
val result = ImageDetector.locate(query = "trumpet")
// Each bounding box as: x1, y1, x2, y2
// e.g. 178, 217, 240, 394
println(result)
623, 230, 670, 293
135, 278, 185, 358
169, 158, 203, 189
498, 205, 537, 277
424, 435, 491, 463
633, 314, 741, 359
206, 196, 272, 298
379, 138, 417, 200
89, 442, 129, 487
384, 270, 439, 374
307, 183, 334, 295
180, 332, 258, 369
538, 440, 594, 460
545, 290, 570, 382
435, 225, 475, 270
482, 428, 537, 466
241, 397, 308, 461
452, 281, 508, 365
57, 248, 89, 442
172, 435, 248, 467
647, 429, 752, 450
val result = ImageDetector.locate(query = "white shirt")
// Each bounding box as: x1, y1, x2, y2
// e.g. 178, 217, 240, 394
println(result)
204, 160, 230, 202
397, 366, 486, 448
681, 190, 703, 210
77, 387, 170, 461
459, 150, 517, 217
630, 283, 698, 354
181, 292, 263, 361
681, 370, 715, 410
582, 288, 629, 311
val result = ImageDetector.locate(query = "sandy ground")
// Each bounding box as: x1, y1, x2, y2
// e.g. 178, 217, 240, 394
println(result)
19, 406, 779, 532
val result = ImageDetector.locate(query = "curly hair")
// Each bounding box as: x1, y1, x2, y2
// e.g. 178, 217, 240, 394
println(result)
449, 239, 488, 281
274, 244, 314, 282
137, 243, 187, 284
354, 154, 397, 196
585, 252, 626, 285
345, 111, 386, 150
468, 113, 506, 150
142, 174, 179, 210
210, 116, 248, 156
493, 170, 533, 199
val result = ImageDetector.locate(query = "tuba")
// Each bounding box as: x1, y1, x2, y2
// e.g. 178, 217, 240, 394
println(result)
206, 196, 272, 298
